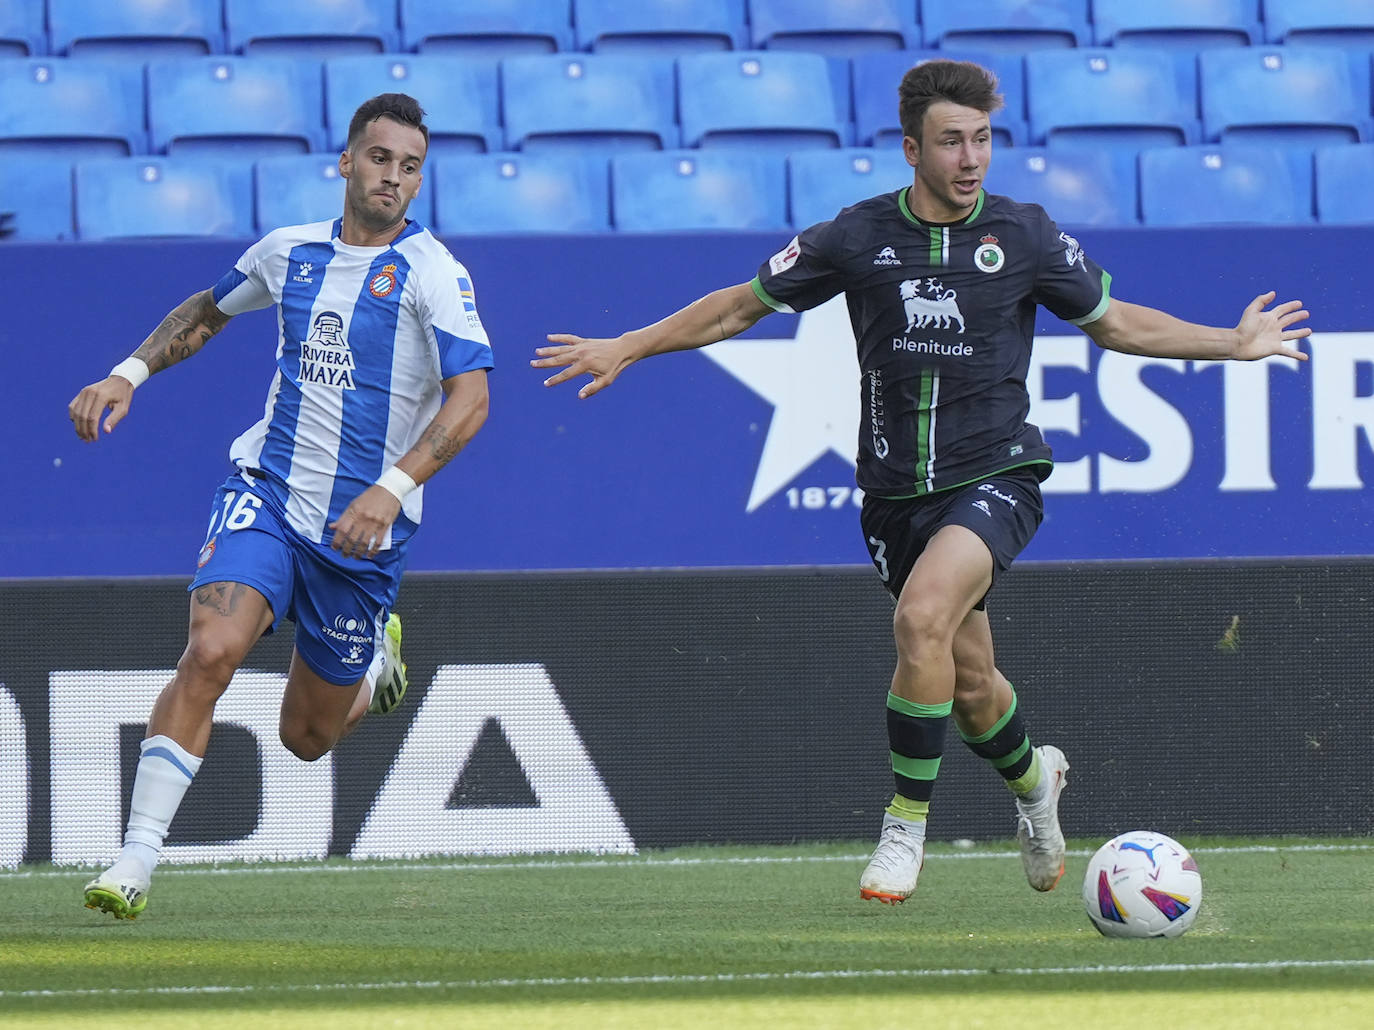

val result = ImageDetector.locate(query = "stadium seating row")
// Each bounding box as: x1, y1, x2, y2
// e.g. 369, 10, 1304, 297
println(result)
3, 0, 1374, 59
3, 46, 1374, 166
7, 144, 1373, 242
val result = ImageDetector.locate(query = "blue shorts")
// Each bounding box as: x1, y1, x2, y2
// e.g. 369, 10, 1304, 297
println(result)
189, 471, 407, 685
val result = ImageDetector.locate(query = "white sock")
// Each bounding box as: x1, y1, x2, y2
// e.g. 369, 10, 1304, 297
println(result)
119, 734, 203, 878
363, 635, 386, 692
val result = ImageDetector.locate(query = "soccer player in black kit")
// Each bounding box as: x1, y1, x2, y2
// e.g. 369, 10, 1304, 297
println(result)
533, 60, 1310, 904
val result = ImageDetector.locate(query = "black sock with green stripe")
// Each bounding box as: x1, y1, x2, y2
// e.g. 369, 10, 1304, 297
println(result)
959, 686, 1042, 797
884, 693, 951, 823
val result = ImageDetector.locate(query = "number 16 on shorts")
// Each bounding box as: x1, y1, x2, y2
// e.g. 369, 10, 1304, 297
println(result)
206, 488, 263, 538
199, 485, 264, 568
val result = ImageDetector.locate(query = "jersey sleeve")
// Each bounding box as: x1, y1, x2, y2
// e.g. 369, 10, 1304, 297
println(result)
751, 219, 848, 314
211, 233, 276, 316
1030, 210, 1113, 327
419, 253, 495, 379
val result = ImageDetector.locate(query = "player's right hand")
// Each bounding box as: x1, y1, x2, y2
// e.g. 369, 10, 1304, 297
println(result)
532, 334, 631, 399
68, 376, 134, 441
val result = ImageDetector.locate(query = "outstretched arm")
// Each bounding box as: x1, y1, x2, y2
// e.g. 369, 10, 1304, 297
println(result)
532, 281, 773, 398
328, 368, 490, 560
1083, 290, 1311, 362
68, 289, 233, 441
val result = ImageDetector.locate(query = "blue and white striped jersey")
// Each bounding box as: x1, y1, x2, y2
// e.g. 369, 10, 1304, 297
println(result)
212, 218, 494, 549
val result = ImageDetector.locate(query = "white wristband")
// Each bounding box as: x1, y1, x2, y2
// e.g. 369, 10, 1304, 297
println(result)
375, 465, 418, 503
109, 357, 150, 389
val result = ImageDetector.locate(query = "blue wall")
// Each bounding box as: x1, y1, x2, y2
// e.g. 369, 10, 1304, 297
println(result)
5, 225, 1373, 578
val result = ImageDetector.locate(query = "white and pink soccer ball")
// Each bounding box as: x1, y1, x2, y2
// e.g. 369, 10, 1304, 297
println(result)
1083, 830, 1203, 938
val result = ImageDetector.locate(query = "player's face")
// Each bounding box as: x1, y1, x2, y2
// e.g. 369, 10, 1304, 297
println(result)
339, 116, 427, 236
903, 101, 992, 222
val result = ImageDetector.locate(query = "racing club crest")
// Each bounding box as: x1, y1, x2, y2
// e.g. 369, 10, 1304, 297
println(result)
974, 234, 1004, 274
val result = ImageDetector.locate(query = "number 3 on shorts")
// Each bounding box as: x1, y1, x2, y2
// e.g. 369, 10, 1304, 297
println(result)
867, 536, 889, 582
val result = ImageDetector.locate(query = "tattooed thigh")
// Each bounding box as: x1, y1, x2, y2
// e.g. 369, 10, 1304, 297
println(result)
193, 581, 251, 617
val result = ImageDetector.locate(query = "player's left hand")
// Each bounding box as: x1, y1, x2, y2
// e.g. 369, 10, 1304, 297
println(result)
329, 486, 402, 559
533, 334, 634, 399
68, 375, 135, 441
1234, 291, 1311, 361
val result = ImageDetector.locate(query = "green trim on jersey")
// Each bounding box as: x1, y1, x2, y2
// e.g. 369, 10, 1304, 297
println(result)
873, 458, 1054, 502
913, 370, 938, 494
898, 187, 919, 226
895, 186, 987, 267
1068, 270, 1113, 326
928, 226, 948, 266
898, 187, 986, 231
749, 275, 793, 314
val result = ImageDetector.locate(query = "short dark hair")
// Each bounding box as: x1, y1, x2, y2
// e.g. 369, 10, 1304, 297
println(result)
897, 60, 1003, 142
346, 93, 430, 152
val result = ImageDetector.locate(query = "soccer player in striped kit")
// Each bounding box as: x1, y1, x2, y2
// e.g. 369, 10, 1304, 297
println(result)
534, 60, 1311, 904
69, 94, 494, 919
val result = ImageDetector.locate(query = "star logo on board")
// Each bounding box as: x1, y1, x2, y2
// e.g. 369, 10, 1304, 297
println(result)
699, 295, 859, 512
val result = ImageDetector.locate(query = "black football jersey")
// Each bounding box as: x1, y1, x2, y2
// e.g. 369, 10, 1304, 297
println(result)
753, 188, 1111, 498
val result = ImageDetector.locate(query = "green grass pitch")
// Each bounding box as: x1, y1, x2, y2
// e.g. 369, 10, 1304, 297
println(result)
2, 838, 1371, 1029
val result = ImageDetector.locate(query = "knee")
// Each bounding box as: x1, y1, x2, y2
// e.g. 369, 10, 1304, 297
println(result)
892, 597, 958, 667
176, 636, 241, 697
279, 715, 337, 761
279, 722, 337, 762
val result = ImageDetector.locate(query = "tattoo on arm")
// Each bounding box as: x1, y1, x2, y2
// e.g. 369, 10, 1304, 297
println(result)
193, 582, 248, 617
134, 290, 231, 373
414, 423, 466, 467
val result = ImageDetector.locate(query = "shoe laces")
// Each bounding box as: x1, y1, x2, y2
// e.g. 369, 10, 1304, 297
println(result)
1016, 790, 1059, 849
870, 823, 920, 872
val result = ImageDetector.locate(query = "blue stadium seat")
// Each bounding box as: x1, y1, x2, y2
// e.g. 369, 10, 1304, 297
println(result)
325, 56, 501, 155
225, 0, 398, 57
1315, 144, 1374, 224
147, 58, 325, 159
611, 149, 788, 230
787, 147, 911, 227
253, 155, 345, 232
253, 153, 436, 232
0, 0, 46, 56
852, 50, 1027, 147
573, 0, 744, 55
501, 54, 677, 157
1264, 0, 1374, 46
1199, 47, 1371, 146
49, 0, 223, 57
985, 146, 1138, 225
748, 0, 919, 57
1025, 49, 1198, 149
75, 157, 255, 239
1138, 145, 1313, 225
1090, 0, 1259, 49
921, 0, 1088, 51
678, 51, 846, 151
430, 152, 610, 232
0, 157, 75, 239
0, 59, 145, 158
400, 0, 571, 56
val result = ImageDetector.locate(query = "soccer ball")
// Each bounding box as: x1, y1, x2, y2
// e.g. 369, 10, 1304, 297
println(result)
1082, 830, 1202, 938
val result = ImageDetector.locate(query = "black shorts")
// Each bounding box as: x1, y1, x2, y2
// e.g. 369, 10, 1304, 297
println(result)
859, 467, 1045, 607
